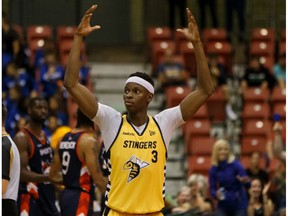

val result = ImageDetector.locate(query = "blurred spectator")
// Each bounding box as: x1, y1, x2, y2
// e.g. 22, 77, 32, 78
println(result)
245, 152, 269, 185
187, 174, 213, 214
197, 0, 218, 30
50, 125, 71, 150
167, 0, 186, 29
3, 84, 27, 135
209, 139, 249, 216
10, 116, 27, 138
241, 56, 276, 93
224, 0, 246, 42
2, 12, 28, 69
2, 62, 38, 99
48, 95, 69, 126
247, 178, 274, 216
38, 50, 65, 99
273, 53, 286, 90
170, 186, 191, 214
43, 115, 59, 142
208, 54, 237, 120
269, 122, 286, 214
33, 38, 57, 69
157, 48, 188, 93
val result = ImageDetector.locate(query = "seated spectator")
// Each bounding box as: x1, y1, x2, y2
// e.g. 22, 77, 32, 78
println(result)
2, 62, 38, 99
38, 50, 65, 98
43, 115, 59, 142
10, 116, 27, 138
170, 186, 191, 214
209, 139, 249, 216
157, 48, 188, 92
240, 56, 276, 93
3, 84, 27, 135
208, 53, 237, 120
187, 174, 213, 214
248, 178, 274, 216
2, 12, 28, 69
273, 52, 286, 90
245, 152, 269, 185
33, 38, 57, 69
48, 95, 69, 126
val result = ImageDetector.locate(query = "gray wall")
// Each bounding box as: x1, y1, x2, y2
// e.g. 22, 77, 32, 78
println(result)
4, 0, 286, 45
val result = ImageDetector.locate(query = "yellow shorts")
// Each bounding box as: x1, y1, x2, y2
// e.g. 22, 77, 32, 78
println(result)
103, 207, 163, 216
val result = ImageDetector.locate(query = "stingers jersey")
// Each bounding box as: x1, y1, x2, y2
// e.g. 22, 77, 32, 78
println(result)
105, 115, 167, 214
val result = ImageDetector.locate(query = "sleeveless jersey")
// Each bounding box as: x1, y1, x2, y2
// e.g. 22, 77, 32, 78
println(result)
19, 128, 54, 199
105, 115, 167, 214
59, 131, 93, 193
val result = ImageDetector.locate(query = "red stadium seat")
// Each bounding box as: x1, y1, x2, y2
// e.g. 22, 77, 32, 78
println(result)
206, 88, 226, 123
258, 55, 274, 72
183, 119, 212, 144
165, 86, 191, 108
187, 156, 211, 176
242, 119, 272, 139
187, 136, 215, 156
241, 137, 267, 155
250, 28, 276, 43
242, 102, 270, 120
202, 28, 228, 44
175, 30, 188, 53
151, 40, 176, 75
271, 87, 286, 103
249, 41, 274, 57
272, 103, 286, 119
28, 39, 46, 63
178, 41, 197, 76
243, 87, 270, 104
147, 27, 172, 47
279, 41, 286, 55
57, 26, 77, 42
205, 41, 233, 75
27, 25, 53, 42
59, 40, 86, 67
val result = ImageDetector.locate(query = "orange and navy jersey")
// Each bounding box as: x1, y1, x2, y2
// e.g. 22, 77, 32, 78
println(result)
18, 128, 58, 216
59, 131, 93, 193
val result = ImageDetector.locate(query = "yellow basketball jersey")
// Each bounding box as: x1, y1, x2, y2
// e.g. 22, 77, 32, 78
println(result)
105, 115, 167, 214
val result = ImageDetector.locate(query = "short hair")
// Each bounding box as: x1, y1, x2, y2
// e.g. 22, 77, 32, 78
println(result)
2, 103, 7, 126
76, 109, 94, 128
128, 72, 154, 88
28, 97, 47, 109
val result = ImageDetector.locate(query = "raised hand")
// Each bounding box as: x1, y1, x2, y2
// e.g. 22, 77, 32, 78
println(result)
176, 8, 201, 43
262, 182, 271, 195
76, 5, 101, 37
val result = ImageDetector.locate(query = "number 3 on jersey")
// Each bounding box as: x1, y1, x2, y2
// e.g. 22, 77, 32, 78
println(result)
62, 151, 71, 174
151, 150, 158, 163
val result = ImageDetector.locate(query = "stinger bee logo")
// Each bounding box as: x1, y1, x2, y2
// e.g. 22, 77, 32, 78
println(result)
123, 156, 149, 182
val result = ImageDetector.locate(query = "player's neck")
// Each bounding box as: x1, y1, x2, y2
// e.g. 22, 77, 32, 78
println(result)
127, 113, 148, 127
27, 122, 43, 136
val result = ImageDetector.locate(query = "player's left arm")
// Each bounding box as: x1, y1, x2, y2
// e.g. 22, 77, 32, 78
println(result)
177, 8, 214, 121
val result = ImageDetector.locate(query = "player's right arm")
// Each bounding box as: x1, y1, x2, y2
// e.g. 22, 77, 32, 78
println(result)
79, 134, 107, 194
13, 131, 51, 183
64, 5, 101, 119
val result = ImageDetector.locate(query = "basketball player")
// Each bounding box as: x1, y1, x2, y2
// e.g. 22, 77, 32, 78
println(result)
63, 5, 214, 215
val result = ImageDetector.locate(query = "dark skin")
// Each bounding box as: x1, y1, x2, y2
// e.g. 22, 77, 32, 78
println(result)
49, 126, 107, 194
13, 99, 57, 183
64, 5, 213, 127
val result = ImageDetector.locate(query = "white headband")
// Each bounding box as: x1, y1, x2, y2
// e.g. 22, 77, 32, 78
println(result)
125, 76, 154, 94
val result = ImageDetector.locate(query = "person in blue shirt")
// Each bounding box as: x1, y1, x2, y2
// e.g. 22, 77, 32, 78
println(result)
273, 52, 286, 90
209, 139, 249, 216
39, 50, 65, 99
3, 62, 38, 99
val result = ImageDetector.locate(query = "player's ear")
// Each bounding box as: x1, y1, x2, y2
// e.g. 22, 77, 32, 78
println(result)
147, 93, 153, 104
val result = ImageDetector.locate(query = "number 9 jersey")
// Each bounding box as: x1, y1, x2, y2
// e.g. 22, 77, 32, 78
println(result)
59, 131, 93, 193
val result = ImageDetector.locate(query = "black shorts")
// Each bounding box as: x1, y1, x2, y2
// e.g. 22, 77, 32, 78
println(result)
2, 199, 18, 216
